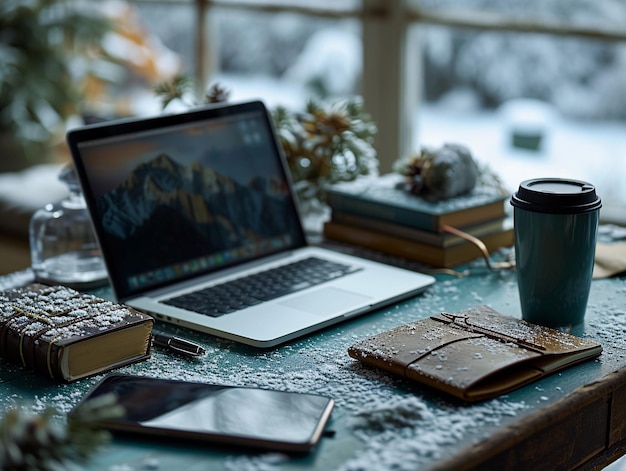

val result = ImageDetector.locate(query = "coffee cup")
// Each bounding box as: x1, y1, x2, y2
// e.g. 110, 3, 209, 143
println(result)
510, 178, 601, 326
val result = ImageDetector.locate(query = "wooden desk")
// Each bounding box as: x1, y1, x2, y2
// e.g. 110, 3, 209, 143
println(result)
2, 266, 626, 470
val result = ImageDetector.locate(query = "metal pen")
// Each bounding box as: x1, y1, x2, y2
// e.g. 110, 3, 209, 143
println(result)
152, 330, 206, 356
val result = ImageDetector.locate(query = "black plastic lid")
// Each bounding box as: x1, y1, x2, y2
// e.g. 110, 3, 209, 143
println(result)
510, 178, 602, 214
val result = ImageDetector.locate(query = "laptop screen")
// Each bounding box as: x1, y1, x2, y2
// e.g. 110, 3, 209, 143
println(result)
69, 101, 307, 299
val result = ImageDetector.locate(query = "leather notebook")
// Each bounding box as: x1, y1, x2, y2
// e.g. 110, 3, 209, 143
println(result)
348, 305, 602, 402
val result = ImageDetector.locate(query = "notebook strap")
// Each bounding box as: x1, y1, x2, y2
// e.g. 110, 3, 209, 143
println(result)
432, 312, 546, 353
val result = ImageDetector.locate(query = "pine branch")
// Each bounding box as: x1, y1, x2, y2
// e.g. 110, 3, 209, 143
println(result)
0, 394, 123, 470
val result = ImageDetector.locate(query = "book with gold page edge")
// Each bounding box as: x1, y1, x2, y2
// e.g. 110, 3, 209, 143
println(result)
0, 284, 154, 382
330, 210, 511, 248
348, 305, 602, 402
323, 220, 514, 268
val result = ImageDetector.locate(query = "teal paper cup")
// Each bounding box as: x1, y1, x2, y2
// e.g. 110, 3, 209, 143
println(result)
510, 178, 601, 326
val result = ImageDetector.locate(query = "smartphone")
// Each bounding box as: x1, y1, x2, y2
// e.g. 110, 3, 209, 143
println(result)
72, 374, 334, 453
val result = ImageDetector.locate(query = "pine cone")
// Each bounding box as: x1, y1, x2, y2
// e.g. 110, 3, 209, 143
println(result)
421, 144, 479, 199
395, 144, 479, 200
205, 83, 230, 103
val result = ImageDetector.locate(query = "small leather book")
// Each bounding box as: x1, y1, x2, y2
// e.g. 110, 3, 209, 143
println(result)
348, 305, 602, 402
0, 284, 154, 382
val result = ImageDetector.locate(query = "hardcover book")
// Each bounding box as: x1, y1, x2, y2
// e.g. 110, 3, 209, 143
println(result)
0, 284, 154, 382
323, 220, 514, 268
330, 211, 511, 248
325, 174, 508, 232
348, 305, 602, 402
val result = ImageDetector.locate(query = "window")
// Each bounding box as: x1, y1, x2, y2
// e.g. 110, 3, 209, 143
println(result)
128, 0, 626, 218
409, 0, 626, 219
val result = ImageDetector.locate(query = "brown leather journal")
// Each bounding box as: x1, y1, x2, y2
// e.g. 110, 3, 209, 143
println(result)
348, 305, 602, 402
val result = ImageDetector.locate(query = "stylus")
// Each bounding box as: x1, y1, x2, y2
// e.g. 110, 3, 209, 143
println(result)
152, 331, 206, 356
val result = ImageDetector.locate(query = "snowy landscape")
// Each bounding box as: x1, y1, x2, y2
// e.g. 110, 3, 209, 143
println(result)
132, 0, 626, 215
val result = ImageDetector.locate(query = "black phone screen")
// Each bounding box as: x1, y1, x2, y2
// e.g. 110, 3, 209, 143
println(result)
75, 374, 334, 452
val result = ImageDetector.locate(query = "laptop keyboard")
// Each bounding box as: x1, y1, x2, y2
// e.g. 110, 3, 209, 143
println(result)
162, 256, 360, 317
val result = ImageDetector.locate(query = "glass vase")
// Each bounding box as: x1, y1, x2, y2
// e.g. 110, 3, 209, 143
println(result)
29, 164, 108, 288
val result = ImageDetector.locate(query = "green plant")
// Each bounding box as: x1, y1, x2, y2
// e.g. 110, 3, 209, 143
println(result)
154, 74, 378, 205
0, 0, 113, 162
273, 99, 378, 203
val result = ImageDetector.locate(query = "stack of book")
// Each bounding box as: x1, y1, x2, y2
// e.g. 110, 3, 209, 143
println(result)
322, 174, 513, 268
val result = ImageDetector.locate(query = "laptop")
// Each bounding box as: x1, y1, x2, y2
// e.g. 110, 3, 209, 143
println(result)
67, 100, 435, 348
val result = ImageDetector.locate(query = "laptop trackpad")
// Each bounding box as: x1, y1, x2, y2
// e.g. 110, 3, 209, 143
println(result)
279, 287, 372, 315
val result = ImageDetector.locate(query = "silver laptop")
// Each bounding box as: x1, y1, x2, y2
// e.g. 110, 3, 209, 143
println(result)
67, 100, 435, 347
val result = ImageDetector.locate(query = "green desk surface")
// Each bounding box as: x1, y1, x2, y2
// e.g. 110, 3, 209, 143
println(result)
2, 265, 626, 470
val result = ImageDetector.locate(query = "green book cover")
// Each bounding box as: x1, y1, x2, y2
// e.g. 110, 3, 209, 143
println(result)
325, 174, 508, 232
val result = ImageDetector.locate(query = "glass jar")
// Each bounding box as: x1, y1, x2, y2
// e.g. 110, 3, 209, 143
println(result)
29, 164, 108, 288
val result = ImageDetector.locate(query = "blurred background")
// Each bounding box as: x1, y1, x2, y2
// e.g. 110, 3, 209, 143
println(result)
1, 0, 625, 273
131, 0, 626, 206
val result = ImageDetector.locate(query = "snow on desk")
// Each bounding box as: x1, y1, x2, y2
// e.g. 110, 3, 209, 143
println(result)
2, 267, 626, 471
